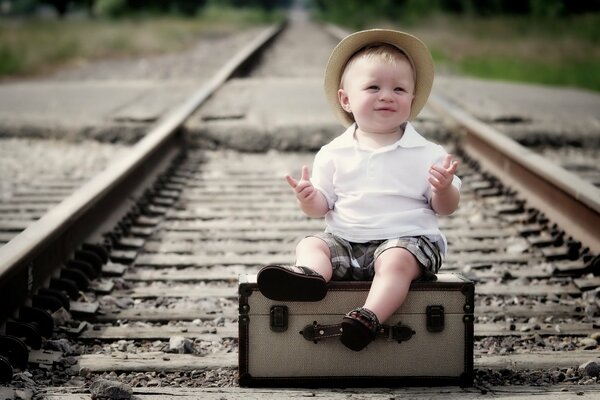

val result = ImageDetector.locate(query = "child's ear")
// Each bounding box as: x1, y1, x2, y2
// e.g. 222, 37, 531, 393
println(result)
338, 89, 351, 113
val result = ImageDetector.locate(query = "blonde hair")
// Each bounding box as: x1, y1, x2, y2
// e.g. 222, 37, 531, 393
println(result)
340, 43, 415, 88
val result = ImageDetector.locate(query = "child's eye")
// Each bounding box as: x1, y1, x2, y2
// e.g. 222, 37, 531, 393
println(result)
367, 85, 379, 91
395, 87, 407, 93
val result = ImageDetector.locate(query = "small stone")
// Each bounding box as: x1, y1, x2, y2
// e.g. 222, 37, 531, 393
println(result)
552, 371, 566, 382
168, 336, 194, 354
519, 325, 531, 332
580, 361, 600, 377
89, 379, 132, 400
46, 338, 74, 354
15, 389, 33, 400
51, 308, 72, 326
579, 338, 598, 349
147, 379, 161, 387
116, 340, 128, 352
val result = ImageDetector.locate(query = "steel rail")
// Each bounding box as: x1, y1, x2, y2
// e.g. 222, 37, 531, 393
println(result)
0, 23, 284, 322
428, 94, 600, 254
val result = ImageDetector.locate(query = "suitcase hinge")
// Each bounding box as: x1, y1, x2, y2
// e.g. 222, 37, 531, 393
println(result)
270, 305, 288, 332
426, 305, 445, 333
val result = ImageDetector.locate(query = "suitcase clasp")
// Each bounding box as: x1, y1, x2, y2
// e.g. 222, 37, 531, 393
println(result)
426, 305, 445, 332
270, 305, 288, 332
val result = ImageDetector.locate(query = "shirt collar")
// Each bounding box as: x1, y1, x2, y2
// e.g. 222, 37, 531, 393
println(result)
332, 122, 428, 149
397, 122, 429, 148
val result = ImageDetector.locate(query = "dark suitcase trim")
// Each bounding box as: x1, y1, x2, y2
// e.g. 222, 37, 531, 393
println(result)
238, 373, 474, 388
239, 274, 474, 388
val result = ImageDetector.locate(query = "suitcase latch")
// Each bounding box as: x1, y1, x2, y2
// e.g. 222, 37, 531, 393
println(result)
426, 305, 445, 332
270, 305, 288, 332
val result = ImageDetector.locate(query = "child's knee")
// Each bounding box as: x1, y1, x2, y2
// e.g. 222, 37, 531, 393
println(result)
375, 248, 421, 279
296, 236, 330, 256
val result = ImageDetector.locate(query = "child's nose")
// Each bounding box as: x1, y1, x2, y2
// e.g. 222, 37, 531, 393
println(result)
379, 89, 393, 101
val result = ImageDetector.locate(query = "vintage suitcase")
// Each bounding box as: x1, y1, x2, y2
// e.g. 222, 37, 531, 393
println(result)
238, 273, 474, 388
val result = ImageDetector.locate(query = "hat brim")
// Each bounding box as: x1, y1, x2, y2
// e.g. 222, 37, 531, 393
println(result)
324, 29, 434, 127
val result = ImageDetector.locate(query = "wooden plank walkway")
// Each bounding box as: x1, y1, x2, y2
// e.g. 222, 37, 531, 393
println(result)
28, 386, 600, 400
74, 351, 599, 373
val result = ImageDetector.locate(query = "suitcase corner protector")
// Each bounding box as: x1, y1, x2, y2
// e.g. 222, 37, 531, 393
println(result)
459, 371, 474, 387
238, 284, 254, 298
238, 372, 253, 387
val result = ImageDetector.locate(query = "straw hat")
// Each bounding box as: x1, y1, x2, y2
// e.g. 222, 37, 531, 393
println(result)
324, 29, 434, 127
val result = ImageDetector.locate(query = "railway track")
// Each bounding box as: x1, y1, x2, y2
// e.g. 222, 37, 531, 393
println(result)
1, 17, 600, 400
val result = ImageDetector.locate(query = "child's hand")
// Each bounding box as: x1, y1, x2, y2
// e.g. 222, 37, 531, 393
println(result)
429, 154, 458, 193
285, 165, 317, 203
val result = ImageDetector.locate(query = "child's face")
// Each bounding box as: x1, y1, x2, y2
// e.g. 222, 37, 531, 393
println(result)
337, 55, 415, 134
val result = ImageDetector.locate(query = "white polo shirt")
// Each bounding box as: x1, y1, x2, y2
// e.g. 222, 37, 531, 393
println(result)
311, 122, 461, 254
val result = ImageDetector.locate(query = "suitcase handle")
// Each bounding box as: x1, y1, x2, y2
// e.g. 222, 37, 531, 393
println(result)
301, 321, 415, 344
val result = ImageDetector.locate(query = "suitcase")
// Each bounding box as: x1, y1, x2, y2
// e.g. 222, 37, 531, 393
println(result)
238, 273, 474, 388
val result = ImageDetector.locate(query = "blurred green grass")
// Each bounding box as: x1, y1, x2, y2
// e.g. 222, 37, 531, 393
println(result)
458, 57, 599, 91
407, 14, 600, 91
314, 0, 600, 92
2, 7, 599, 92
0, 6, 280, 78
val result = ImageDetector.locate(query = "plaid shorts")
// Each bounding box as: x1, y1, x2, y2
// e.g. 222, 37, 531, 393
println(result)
309, 233, 442, 281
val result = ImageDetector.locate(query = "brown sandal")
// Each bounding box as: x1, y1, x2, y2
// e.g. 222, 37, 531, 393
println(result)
257, 265, 327, 302
340, 307, 379, 351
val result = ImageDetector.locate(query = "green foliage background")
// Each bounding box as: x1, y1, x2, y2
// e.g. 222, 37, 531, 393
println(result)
311, 0, 600, 91
1, 0, 599, 91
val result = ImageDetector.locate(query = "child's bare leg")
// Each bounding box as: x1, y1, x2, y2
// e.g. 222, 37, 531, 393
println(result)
363, 248, 422, 323
340, 248, 421, 351
295, 237, 333, 281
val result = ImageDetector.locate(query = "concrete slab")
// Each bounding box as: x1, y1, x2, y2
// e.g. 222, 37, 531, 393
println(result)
184, 77, 444, 151
0, 27, 266, 143
434, 75, 600, 145
0, 80, 200, 142
185, 77, 337, 151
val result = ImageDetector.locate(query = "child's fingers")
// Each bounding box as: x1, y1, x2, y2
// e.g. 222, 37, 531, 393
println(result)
428, 176, 442, 191
429, 174, 448, 190
429, 164, 449, 180
296, 184, 315, 201
440, 154, 459, 172
443, 154, 453, 169
285, 174, 298, 188
448, 159, 459, 175
431, 157, 458, 177
301, 165, 310, 181
287, 166, 312, 190
429, 168, 445, 182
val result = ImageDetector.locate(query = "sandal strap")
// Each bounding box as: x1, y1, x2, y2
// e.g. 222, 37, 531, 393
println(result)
345, 307, 380, 336
284, 265, 322, 277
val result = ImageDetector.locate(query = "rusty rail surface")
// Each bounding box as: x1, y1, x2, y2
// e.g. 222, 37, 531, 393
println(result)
428, 94, 600, 254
